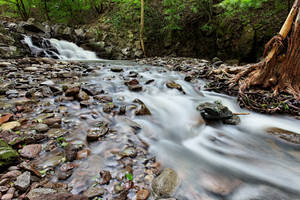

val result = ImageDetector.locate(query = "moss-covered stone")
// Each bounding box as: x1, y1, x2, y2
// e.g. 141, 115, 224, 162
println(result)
0, 139, 19, 166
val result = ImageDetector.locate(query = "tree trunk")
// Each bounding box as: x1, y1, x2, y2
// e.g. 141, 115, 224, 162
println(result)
239, 0, 300, 100
140, 0, 146, 56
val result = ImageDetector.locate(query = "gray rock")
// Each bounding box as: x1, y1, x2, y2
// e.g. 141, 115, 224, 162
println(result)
14, 171, 31, 191
152, 168, 179, 198
35, 123, 49, 133
20, 144, 42, 159
83, 185, 105, 198
26, 188, 56, 200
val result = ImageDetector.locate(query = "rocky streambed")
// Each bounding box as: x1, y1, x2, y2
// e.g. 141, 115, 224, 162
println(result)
0, 57, 300, 200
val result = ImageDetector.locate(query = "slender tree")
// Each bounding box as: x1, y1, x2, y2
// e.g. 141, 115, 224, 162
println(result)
140, 0, 146, 56
232, 0, 300, 100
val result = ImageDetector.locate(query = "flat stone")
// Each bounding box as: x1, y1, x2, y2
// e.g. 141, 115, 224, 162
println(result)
26, 188, 56, 200
14, 171, 31, 191
1, 121, 20, 131
83, 185, 105, 198
111, 67, 123, 72
35, 193, 88, 200
1, 193, 13, 200
20, 144, 42, 159
35, 123, 49, 133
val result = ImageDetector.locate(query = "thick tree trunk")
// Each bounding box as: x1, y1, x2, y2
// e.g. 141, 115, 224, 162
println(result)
238, 0, 300, 100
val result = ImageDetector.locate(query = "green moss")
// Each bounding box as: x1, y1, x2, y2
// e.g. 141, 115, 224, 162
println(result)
0, 139, 19, 166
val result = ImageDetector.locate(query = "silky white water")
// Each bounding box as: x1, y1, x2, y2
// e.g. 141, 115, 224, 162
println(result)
81, 63, 300, 199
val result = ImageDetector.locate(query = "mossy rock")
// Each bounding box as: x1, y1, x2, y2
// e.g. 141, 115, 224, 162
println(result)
0, 139, 19, 166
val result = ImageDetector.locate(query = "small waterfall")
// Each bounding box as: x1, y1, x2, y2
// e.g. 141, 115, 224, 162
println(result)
23, 35, 99, 60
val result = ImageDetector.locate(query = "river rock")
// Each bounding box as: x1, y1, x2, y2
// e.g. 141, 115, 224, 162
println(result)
166, 81, 185, 94
0, 139, 19, 167
128, 84, 143, 92
111, 67, 123, 72
41, 80, 55, 86
14, 171, 31, 191
26, 188, 56, 200
134, 99, 151, 115
99, 170, 111, 185
151, 168, 179, 198
136, 189, 149, 200
86, 126, 109, 142
20, 144, 42, 159
1, 121, 20, 131
35, 123, 49, 133
103, 103, 115, 113
76, 149, 91, 160
77, 90, 90, 101
65, 87, 80, 97
35, 193, 88, 200
197, 101, 233, 121
83, 185, 105, 198
43, 117, 62, 126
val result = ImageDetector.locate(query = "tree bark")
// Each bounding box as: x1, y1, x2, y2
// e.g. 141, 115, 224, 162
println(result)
140, 0, 146, 56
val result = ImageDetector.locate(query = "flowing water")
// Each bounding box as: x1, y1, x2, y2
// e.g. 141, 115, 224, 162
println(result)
24, 37, 300, 199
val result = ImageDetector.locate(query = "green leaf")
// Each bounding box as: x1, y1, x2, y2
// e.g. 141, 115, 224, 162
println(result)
125, 172, 133, 181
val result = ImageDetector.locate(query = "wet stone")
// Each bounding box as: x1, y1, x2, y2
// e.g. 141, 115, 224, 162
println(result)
77, 90, 90, 101
43, 117, 62, 127
136, 189, 149, 200
20, 144, 42, 159
99, 170, 112, 185
197, 101, 233, 121
65, 87, 80, 97
35, 123, 49, 133
76, 149, 91, 160
14, 171, 31, 191
223, 115, 240, 125
151, 168, 179, 198
120, 147, 137, 158
134, 99, 151, 116
103, 103, 115, 113
26, 188, 56, 200
111, 67, 123, 72
83, 185, 105, 198
166, 81, 185, 94
128, 84, 143, 92
94, 95, 113, 103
